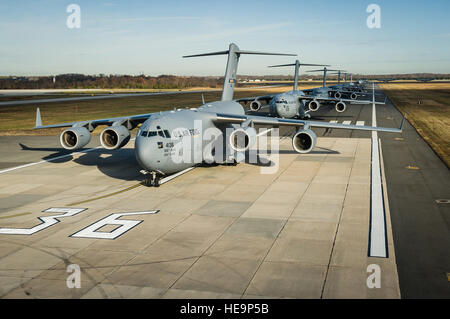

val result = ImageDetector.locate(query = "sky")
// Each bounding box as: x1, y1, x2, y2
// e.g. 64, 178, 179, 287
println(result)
0, 0, 449, 76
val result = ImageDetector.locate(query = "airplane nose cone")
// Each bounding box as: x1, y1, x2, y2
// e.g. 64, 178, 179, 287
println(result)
135, 136, 154, 171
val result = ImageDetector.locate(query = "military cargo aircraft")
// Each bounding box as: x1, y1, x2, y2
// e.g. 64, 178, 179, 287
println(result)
34, 43, 404, 186
299, 67, 386, 112
236, 60, 329, 118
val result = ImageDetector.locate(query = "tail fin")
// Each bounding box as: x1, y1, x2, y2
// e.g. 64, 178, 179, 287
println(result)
268, 60, 329, 91
183, 43, 295, 101
307, 68, 340, 87
327, 70, 347, 85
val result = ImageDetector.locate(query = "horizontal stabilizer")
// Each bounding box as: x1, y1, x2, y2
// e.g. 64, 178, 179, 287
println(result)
183, 43, 295, 101
307, 69, 340, 72
183, 50, 296, 58
183, 50, 230, 58
237, 50, 295, 56
268, 63, 329, 68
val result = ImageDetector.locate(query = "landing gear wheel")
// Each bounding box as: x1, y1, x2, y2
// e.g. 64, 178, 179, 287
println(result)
144, 172, 161, 187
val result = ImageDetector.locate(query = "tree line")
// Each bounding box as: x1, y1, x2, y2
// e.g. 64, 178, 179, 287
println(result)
0, 74, 224, 90
0, 73, 448, 89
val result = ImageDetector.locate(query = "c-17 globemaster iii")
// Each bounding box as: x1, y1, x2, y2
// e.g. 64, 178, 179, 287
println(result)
34, 43, 404, 186
236, 59, 329, 119
301, 67, 386, 113
238, 63, 384, 118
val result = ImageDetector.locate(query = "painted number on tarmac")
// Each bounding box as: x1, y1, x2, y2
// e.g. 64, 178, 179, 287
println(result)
70, 211, 159, 239
0, 208, 86, 235
0, 208, 158, 239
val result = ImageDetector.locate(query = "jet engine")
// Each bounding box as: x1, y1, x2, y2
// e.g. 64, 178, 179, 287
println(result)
249, 100, 261, 111
292, 129, 316, 154
334, 92, 342, 99
350, 93, 358, 100
308, 100, 320, 112
60, 127, 91, 150
229, 127, 257, 152
335, 101, 347, 113
100, 125, 131, 150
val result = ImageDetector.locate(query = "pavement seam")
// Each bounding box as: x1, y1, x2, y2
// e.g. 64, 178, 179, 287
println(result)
240, 138, 332, 299
319, 138, 359, 299
164, 139, 299, 298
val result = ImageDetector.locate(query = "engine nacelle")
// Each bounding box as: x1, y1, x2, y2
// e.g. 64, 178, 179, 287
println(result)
100, 125, 131, 150
335, 101, 347, 113
229, 127, 257, 152
249, 100, 261, 111
292, 129, 317, 154
308, 100, 320, 112
350, 93, 358, 100
334, 92, 342, 99
60, 127, 91, 150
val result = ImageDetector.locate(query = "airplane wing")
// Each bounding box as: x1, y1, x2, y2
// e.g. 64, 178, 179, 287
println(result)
33, 107, 154, 130
298, 95, 386, 105
235, 94, 275, 105
214, 112, 404, 133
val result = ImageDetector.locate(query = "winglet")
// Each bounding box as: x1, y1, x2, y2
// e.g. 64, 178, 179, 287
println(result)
35, 108, 42, 128
399, 114, 406, 132
201, 94, 205, 104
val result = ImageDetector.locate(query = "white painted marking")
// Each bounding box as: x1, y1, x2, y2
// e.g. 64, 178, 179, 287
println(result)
71, 211, 158, 239
369, 83, 387, 258
160, 167, 195, 185
329, 120, 338, 124
356, 121, 365, 126
0, 208, 86, 235
257, 128, 273, 137
0, 138, 136, 175
343, 121, 352, 125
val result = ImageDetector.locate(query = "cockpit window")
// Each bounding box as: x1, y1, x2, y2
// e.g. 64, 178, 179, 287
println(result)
141, 131, 148, 137
163, 130, 171, 138
158, 131, 164, 137
148, 131, 157, 137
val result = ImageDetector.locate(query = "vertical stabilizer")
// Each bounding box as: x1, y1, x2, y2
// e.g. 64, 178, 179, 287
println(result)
221, 43, 240, 101
268, 61, 329, 91
293, 60, 300, 91
183, 43, 295, 101
307, 67, 340, 88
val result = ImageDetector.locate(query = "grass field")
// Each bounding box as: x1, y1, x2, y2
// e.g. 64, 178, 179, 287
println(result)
0, 89, 291, 136
380, 82, 450, 167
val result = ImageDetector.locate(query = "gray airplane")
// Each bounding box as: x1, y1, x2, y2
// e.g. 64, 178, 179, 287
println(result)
236, 60, 329, 119
328, 72, 374, 96
376, 78, 396, 83
415, 78, 435, 83
34, 43, 404, 186
300, 67, 385, 112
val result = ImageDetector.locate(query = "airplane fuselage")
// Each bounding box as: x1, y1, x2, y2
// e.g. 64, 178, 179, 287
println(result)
135, 101, 244, 175
268, 90, 309, 119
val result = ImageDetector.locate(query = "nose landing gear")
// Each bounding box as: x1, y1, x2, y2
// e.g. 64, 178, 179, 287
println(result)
140, 170, 161, 187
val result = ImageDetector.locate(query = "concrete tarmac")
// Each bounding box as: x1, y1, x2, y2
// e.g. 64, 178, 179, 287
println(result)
286, 88, 450, 298
0, 87, 448, 298
0, 132, 400, 298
